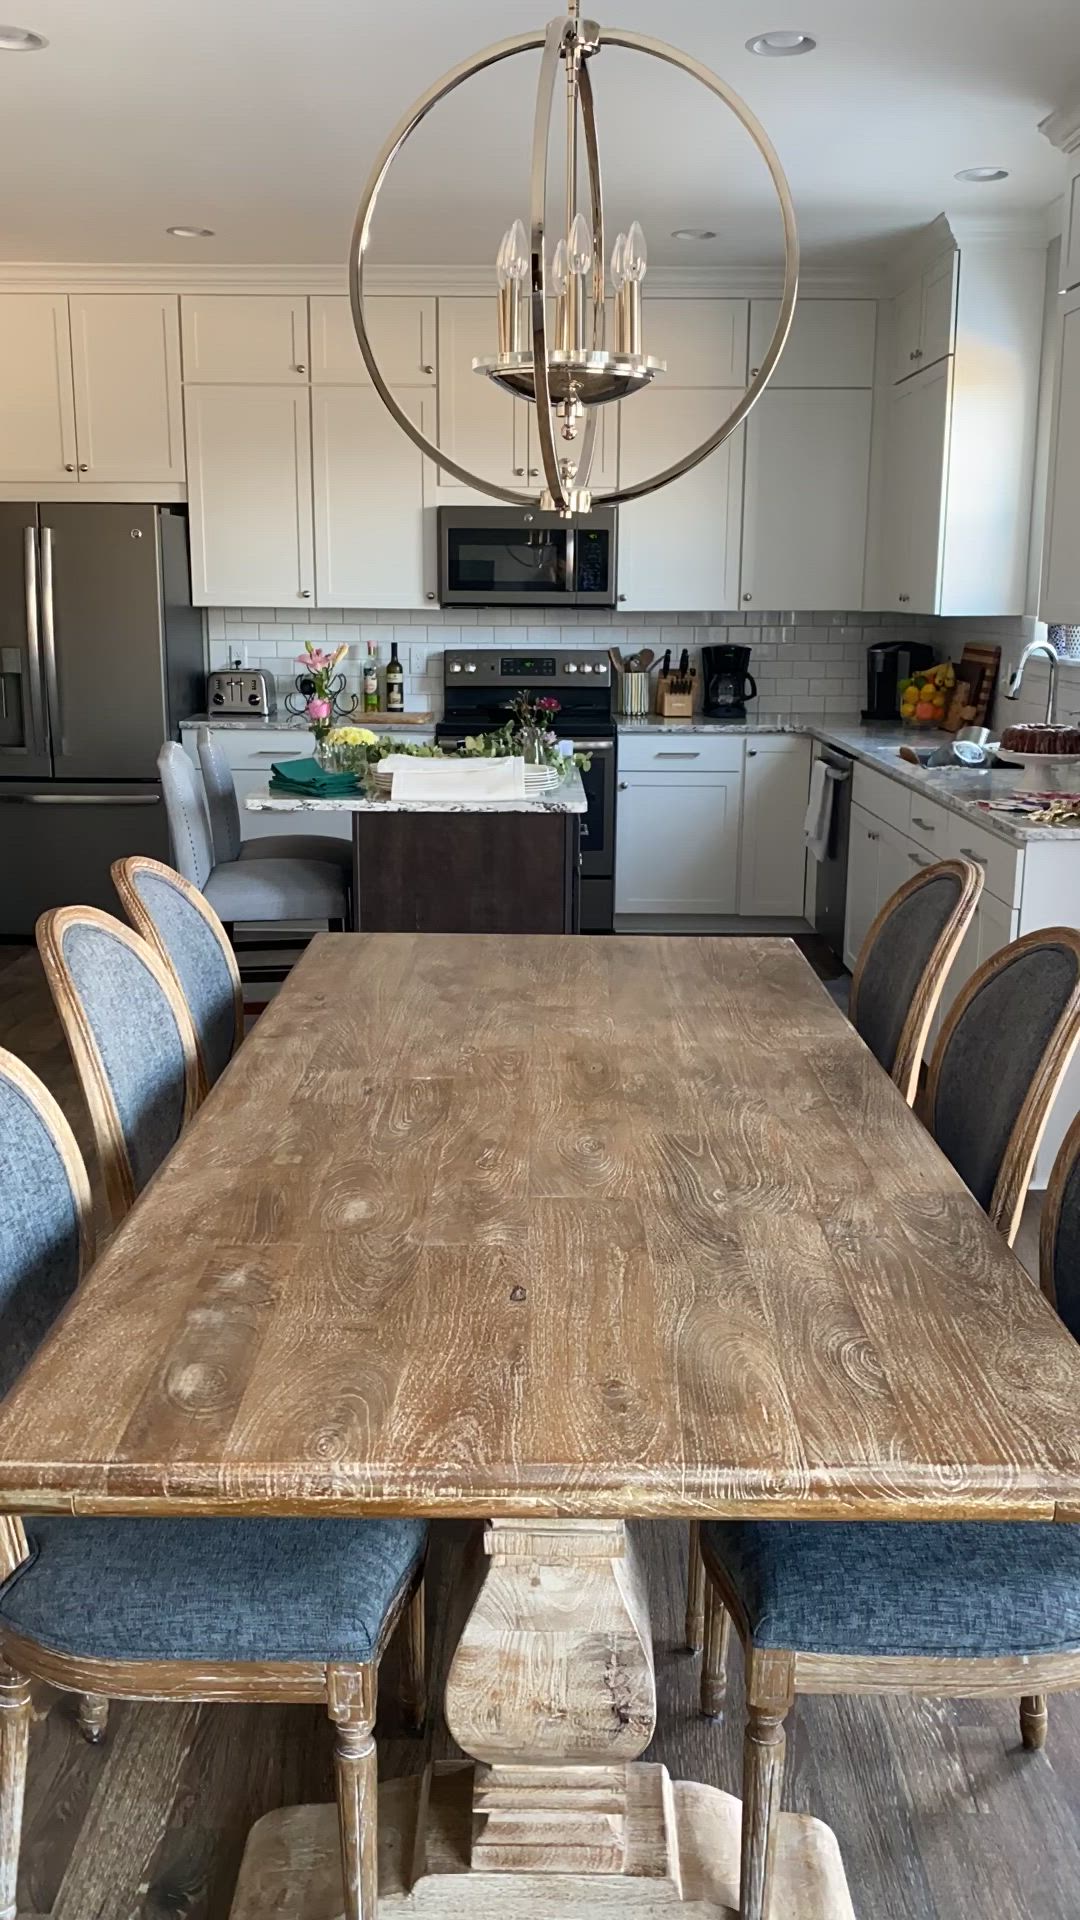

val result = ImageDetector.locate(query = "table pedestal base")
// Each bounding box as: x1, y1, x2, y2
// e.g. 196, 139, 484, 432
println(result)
227, 1762, 855, 1919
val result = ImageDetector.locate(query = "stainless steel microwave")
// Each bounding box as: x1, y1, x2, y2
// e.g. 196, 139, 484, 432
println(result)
437, 505, 617, 608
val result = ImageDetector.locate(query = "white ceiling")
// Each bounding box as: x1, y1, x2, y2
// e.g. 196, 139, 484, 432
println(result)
0, 0, 1075, 271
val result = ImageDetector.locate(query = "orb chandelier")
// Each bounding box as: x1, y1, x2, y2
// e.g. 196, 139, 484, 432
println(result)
348, 4, 799, 516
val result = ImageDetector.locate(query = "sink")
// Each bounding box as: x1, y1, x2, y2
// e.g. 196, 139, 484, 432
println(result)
904, 747, 1021, 772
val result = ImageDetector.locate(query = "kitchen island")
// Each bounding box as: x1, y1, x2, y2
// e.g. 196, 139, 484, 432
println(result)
246, 774, 587, 934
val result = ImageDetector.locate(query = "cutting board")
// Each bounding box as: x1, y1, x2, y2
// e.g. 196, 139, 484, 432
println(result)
957, 645, 1000, 727
355, 710, 433, 726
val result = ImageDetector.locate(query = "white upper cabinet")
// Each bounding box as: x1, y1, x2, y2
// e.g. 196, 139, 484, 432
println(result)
437, 296, 531, 491
185, 385, 314, 606
0, 294, 78, 484
741, 389, 871, 611
310, 296, 436, 386
892, 253, 957, 380
180, 296, 309, 382
69, 295, 183, 484
1042, 291, 1080, 623
738, 736, 811, 918
884, 360, 950, 614
1064, 165, 1080, 292
618, 385, 744, 610
640, 299, 748, 385
312, 385, 433, 608
748, 299, 876, 387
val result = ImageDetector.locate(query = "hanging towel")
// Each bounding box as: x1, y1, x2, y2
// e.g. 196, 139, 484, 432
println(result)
803, 758, 835, 863
390, 756, 527, 803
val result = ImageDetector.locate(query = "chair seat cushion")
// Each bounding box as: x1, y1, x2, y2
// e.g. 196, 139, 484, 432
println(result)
702, 1519, 1080, 1659
0, 1516, 425, 1664
205, 856, 346, 922
240, 833, 352, 874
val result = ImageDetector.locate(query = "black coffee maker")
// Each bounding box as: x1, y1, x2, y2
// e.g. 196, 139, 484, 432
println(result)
702, 644, 757, 720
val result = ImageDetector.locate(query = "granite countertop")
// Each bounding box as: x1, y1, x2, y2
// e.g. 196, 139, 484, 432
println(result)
245, 770, 587, 817
181, 713, 433, 732
617, 717, 1080, 847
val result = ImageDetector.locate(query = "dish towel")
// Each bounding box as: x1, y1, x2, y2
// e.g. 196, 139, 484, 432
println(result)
268, 758, 358, 796
804, 758, 836, 862
390, 757, 527, 803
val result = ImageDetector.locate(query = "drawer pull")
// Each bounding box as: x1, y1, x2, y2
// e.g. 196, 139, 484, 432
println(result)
867, 830, 879, 841
908, 852, 929, 867
959, 847, 988, 866
911, 817, 935, 831
655, 750, 701, 759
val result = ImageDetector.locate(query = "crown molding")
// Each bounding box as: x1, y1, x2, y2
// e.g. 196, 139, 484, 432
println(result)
0, 257, 886, 298
882, 208, 1050, 292
1040, 98, 1080, 155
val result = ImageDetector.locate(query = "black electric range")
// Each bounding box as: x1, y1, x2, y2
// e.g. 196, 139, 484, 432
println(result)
435, 648, 616, 932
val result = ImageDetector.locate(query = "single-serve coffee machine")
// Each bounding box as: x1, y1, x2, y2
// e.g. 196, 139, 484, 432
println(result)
702, 644, 757, 721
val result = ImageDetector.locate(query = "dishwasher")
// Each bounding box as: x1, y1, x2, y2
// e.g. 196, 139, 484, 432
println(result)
812, 747, 853, 960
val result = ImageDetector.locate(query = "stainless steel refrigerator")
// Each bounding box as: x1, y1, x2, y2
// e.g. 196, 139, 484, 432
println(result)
0, 504, 203, 936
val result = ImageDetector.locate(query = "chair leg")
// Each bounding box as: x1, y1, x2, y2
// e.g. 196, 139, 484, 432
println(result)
75, 1691, 109, 1744
329, 1668, 378, 1920
740, 1651, 795, 1920
1020, 1693, 1049, 1751
0, 1663, 32, 1920
700, 1583, 732, 1719
400, 1579, 426, 1733
685, 1520, 706, 1653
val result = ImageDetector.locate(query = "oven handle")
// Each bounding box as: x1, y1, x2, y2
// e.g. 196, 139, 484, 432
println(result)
569, 737, 615, 751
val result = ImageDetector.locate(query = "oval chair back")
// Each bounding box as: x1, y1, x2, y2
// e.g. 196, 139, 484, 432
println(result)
849, 857, 983, 1105
35, 907, 200, 1228
112, 856, 243, 1100
196, 726, 244, 865
1040, 1107, 1080, 1341
925, 927, 1080, 1246
157, 741, 215, 889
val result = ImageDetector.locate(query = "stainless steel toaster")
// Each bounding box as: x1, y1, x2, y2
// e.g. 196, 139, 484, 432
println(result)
206, 669, 278, 717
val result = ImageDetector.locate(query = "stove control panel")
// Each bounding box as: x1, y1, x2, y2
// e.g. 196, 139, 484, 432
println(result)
444, 650, 611, 687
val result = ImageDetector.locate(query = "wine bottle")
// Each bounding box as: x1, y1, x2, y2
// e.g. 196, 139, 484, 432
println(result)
363, 647, 379, 714
386, 640, 404, 713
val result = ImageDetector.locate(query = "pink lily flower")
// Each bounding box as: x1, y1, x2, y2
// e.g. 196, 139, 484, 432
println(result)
306, 697, 331, 721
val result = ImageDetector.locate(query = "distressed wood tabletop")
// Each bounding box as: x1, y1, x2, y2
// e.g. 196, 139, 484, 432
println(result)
3, 933, 1080, 1522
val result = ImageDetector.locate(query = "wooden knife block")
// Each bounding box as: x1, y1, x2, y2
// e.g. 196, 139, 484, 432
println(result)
655, 674, 694, 718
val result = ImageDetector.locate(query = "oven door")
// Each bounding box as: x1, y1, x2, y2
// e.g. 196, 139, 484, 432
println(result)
438, 506, 616, 608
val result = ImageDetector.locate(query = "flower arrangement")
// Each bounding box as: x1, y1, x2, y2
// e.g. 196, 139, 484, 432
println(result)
319, 724, 380, 773
296, 639, 349, 740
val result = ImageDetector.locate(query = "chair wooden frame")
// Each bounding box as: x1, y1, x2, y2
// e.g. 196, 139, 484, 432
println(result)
1038, 1104, 1080, 1311
112, 854, 245, 1102
35, 905, 202, 1229
849, 855, 983, 1107
0, 1045, 426, 1920
925, 924, 1080, 1247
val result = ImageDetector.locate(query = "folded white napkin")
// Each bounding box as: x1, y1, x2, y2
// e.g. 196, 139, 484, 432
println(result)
390, 756, 527, 802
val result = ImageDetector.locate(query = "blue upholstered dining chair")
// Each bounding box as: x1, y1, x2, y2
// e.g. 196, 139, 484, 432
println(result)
158, 742, 348, 934
0, 1044, 427, 1920
696, 926, 1080, 1920
112, 855, 243, 1100
197, 724, 352, 873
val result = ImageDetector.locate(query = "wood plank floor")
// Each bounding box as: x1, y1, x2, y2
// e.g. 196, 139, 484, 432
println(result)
1, 939, 1075, 1920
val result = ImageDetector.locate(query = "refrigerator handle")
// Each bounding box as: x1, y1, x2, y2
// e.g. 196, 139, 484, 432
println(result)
22, 526, 48, 757
40, 522, 62, 758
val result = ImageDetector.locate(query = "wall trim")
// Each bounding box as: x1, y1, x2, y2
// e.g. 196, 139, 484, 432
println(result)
1040, 99, 1080, 156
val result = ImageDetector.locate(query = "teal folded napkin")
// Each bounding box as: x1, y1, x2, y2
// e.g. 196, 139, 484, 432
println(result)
268, 757, 359, 796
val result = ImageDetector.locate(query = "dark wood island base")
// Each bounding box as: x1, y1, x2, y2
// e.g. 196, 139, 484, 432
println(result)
351, 809, 581, 933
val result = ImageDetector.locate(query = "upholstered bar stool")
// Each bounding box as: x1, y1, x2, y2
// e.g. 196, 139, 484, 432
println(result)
197, 725, 352, 874
0, 1044, 426, 1920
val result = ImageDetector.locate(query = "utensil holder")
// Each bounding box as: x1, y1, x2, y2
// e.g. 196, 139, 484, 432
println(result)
615, 669, 650, 716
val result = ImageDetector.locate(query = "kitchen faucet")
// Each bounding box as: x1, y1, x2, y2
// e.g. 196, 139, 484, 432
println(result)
1005, 637, 1061, 726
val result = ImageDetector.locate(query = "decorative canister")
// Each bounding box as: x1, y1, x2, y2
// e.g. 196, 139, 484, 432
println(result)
1049, 624, 1080, 661
615, 669, 650, 716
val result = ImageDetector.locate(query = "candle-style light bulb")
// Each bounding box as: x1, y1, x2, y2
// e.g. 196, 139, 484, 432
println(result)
610, 231, 628, 292
624, 219, 648, 282
623, 221, 647, 355
495, 229, 512, 351
496, 228, 511, 289
506, 217, 530, 281
551, 237, 569, 354
568, 211, 593, 276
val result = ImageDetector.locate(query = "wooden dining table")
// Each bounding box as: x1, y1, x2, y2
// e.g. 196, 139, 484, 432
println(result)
3, 933, 1080, 1919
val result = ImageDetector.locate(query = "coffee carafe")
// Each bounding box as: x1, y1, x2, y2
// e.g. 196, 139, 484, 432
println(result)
702, 644, 757, 720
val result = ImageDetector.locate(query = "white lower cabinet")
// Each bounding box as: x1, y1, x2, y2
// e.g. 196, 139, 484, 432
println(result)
615, 768, 743, 915
738, 736, 810, 916
843, 803, 882, 970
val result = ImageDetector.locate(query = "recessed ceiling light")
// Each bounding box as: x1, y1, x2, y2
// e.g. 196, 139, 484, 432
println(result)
671, 228, 718, 241
746, 30, 816, 56
954, 166, 1009, 183
0, 24, 47, 50
166, 225, 216, 239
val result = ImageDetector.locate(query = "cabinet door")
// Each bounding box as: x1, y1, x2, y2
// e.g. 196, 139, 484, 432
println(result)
437, 296, 529, 490
843, 803, 881, 970
618, 386, 744, 610
1042, 296, 1080, 625
186, 386, 314, 607
310, 296, 436, 386
886, 362, 950, 614
639, 299, 748, 385
893, 278, 924, 380
933, 888, 1018, 1051
876, 821, 921, 923
312, 385, 432, 608
180, 296, 309, 382
0, 294, 77, 484
738, 736, 810, 916
741, 389, 871, 611
1064, 168, 1080, 294
615, 770, 743, 915
69, 294, 183, 483
748, 299, 876, 388
920, 255, 958, 369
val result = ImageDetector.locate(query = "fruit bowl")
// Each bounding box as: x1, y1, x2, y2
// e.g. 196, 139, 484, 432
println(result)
899, 662, 956, 727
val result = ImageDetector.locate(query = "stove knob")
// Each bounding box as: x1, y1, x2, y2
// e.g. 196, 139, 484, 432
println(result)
465, 662, 477, 673
565, 662, 578, 673
580, 663, 593, 674
449, 662, 462, 673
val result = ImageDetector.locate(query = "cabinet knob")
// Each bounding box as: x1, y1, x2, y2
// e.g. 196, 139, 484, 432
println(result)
747, 748, 757, 757
295, 363, 307, 374
426, 590, 436, 601
913, 348, 923, 361
749, 366, 760, 379
528, 468, 539, 478
618, 593, 626, 602
867, 830, 879, 841
78, 462, 88, 472
909, 350, 917, 362
421, 363, 434, 374
513, 467, 525, 476
618, 781, 628, 791
64, 463, 75, 472
899, 593, 910, 604
742, 592, 753, 602
299, 589, 311, 598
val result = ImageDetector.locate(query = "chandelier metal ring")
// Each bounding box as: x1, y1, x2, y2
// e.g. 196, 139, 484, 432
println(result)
348, 17, 799, 513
